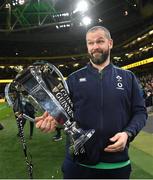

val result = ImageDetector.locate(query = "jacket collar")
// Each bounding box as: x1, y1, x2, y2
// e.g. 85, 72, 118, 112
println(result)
87, 62, 113, 74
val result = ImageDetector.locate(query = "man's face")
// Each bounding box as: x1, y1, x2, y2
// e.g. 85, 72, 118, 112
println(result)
86, 29, 113, 65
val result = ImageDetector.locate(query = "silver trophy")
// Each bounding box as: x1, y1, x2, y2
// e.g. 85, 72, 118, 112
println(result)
5, 62, 95, 155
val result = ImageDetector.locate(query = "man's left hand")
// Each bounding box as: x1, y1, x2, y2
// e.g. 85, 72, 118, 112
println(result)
104, 132, 128, 152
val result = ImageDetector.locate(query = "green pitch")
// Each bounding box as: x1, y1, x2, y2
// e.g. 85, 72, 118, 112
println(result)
0, 103, 153, 179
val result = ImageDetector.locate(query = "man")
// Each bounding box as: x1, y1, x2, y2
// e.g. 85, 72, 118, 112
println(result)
24, 100, 35, 139
13, 91, 35, 139
35, 26, 147, 179
0, 123, 4, 130
52, 127, 63, 142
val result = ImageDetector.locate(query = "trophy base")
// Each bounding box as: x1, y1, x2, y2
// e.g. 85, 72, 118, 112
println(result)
69, 129, 95, 155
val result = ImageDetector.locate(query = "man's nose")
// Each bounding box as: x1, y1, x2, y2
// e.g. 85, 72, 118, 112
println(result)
93, 42, 99, 49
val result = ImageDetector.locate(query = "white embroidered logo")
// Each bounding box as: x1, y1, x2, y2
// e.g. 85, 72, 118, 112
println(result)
116, 75, 122, 81
116, 75, 124, 90
79, 78, 87, 82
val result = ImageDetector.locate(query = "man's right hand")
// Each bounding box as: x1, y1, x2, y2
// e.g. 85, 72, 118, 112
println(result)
35, 111, 58, 133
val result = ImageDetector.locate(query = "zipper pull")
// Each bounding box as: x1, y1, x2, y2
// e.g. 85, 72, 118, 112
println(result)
99, 70, 103, 79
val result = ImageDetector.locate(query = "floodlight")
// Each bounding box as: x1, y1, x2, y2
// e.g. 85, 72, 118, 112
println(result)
82, 16, 92, 26
74, 1, 88, 13
12, 0, 25, 6
19, 0, 25, 5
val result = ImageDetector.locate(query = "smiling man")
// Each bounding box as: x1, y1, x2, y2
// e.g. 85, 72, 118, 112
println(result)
86, 26, 113, 67
35, 26, 147, 179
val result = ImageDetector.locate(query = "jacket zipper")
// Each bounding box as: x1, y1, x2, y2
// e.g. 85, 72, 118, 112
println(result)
99, 70, 103, 79
99, 70, 103, 148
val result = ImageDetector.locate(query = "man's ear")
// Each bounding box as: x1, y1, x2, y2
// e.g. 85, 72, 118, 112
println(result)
109, 39, 113, 49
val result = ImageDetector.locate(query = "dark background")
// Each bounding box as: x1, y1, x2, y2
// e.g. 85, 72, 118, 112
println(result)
0, 0, 153, 77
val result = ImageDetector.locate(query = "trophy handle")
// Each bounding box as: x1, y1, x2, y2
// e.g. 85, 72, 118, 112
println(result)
5, 83, 14, 107
33, 61, 69, 94
46, 63, 69, 94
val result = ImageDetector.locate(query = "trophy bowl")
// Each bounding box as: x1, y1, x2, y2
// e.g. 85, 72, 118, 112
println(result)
5, 62, 95, 155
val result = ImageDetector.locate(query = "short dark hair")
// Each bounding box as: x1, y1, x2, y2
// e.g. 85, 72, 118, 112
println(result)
86, 26, 111, 39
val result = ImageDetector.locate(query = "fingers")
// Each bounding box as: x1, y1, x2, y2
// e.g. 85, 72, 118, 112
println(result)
35, 119, 44, 128
104, 141, 124, 152
42, 119, 57, 133
41, 116, 55, 132
35, 111, 57, 133
35, 111, 49, 122
104, 132, 128, 152
109, 134, 120, 142
41, 116, 52, 129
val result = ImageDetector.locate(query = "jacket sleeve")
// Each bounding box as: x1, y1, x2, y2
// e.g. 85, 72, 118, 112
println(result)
124, 73, 147, 141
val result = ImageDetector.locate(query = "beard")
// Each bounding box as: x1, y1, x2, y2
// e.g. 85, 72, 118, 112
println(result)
89, 50, 109, 65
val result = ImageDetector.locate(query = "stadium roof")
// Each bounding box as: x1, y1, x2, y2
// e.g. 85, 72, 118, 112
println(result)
0, 0, 153, 67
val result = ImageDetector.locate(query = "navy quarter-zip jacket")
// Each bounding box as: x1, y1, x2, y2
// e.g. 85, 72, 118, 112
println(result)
66, 63, 147, 164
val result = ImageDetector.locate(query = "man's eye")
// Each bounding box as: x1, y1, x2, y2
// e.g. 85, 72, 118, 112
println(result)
88, 42, 94, 45
97, 40, 104, 44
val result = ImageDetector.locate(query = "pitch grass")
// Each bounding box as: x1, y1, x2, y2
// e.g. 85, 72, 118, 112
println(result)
0, 103, 65, 179
0, 103, 153, 179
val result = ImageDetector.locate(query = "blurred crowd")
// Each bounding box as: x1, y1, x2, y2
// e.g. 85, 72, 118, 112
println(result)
139, 72, 153, 108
